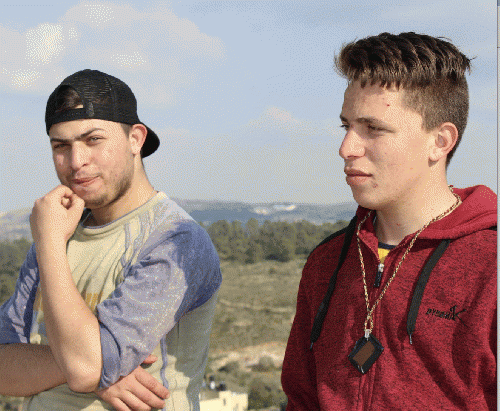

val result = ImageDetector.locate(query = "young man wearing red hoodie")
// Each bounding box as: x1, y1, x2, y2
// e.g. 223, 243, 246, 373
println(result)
281, 32, 496, 410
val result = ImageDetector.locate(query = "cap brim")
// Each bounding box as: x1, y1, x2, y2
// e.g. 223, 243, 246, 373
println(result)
142, 125, 160, 157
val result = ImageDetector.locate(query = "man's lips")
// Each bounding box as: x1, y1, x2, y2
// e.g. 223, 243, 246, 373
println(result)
344, 168, 371, 186
344, 168, 371, 177
71, 176, 98, 187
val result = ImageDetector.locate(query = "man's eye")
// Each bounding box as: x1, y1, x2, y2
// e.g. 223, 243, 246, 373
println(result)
340, 124, 349, 130
367, 125, 384, 132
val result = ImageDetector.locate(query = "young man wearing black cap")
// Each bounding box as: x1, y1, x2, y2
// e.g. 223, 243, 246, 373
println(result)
281, 33, 496, 410
0, 69, 221, 411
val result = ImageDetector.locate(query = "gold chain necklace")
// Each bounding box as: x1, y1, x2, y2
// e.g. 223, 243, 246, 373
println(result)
348, 186, 462, 374
357, 186, 462, 337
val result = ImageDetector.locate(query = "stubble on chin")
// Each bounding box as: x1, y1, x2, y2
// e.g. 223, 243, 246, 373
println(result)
86, 174, 133, 211
81, 194, 108, 210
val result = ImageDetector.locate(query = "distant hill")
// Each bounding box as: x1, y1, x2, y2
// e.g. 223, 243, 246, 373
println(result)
0, 208, 32, 242
0, 199, 357, 242
175, 198, 357, 226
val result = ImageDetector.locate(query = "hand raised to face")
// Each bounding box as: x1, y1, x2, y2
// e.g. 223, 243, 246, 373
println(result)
30, 185, 85, 247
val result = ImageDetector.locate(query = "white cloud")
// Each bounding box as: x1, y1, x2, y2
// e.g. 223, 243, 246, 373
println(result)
110, 51, 147, 70
58, 1, 224, 59
63, 2, 115, 27
26, 23, 65, 66
9, 69, 42, 90
0, 22, 79, 91
0, 1, 225, 102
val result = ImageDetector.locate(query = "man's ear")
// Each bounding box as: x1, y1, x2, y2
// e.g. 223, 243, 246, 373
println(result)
429, 122, 458, 163
129, 124, 148, 156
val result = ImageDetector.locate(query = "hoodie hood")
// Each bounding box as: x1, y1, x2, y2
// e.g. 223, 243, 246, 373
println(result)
356, 185, 497, 241
423, 185, 497, 239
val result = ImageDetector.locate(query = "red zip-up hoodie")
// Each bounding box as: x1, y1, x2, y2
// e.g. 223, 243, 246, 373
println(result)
282, 185, 497, 410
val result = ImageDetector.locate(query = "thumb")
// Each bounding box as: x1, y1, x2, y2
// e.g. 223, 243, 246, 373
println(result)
142, 354, 158, 365
68, 194, 85, 217
61, 196, 71, 208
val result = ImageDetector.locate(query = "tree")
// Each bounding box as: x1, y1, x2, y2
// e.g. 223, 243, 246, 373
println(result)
228, 221, 248, 263
276, 237, 295, 262
245, 239, 263, 264
245, 218, 260, 238
295, 220, 320, 256
0, 238, 31, 305
206, 220, 231, 260
204, 218, 349, 264
243, 219, 262, 263
259, 221, 296, 262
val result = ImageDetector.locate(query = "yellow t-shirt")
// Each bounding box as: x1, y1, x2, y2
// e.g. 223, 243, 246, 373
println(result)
377, 243, 394, 264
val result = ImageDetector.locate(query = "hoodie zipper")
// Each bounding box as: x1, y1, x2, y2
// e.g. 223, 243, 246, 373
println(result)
374, 262, 384, 287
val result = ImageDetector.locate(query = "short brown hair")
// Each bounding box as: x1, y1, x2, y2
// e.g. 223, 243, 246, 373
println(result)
54, 86, 135, 150
335, 32, 472, 166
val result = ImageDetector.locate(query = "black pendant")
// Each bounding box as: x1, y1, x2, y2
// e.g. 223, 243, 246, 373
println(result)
348, 333, 384, 374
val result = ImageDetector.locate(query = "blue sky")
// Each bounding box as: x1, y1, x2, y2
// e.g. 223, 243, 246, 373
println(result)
0, 0, 496, 212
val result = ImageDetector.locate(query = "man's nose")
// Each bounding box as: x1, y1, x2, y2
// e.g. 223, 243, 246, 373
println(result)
69, 144, 90, 170
339, 127, 365, 160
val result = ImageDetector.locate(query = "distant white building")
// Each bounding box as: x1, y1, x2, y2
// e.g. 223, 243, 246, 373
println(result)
253, 207, 270, 215
253, 204, 297, 215
199, 390, 248, 411
272, 204, 297, 211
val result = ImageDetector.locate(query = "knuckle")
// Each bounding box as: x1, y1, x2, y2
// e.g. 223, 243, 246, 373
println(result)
139, 390, 164, 408
144, 379, 157, 390
142, 391, 154, 402
133, 400, 150, 411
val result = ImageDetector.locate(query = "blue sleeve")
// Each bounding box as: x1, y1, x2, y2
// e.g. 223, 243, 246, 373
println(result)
96, 220, 221, 388
0, 244, 39, 345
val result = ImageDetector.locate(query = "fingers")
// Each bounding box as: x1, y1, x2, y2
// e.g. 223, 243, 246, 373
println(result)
95, 367, 169, 411
61, 193, 83, 208
126, 384, 167, 410
112, 393, 155, 411
99, 393, 152, 411
141, 354, 158, 365
100, 397, 132, 411
59, 193, 85, 226
50, 184, 75, 199
34, 185, 83, 212
35, 185, 74, 210
61, 196, 71, 208
30, 186, 85, 245
68, 193, 85, 212
135, 368, 169, 401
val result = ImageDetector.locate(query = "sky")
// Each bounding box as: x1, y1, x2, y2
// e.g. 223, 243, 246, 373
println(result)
0, 0, 497, 213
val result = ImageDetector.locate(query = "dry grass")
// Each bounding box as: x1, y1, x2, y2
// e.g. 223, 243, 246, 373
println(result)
209, 259, 304, 353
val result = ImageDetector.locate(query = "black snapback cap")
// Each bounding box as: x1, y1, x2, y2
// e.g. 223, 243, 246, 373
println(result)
45, 69, 160, 157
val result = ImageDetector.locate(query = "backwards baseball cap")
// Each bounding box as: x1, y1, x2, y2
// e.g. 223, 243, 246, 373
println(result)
45, 69, 160, 157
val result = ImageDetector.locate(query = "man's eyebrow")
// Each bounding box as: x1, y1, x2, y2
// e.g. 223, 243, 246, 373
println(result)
50, 128, 105, 143
339, 115, 391, 128
357, 117, 388, 126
